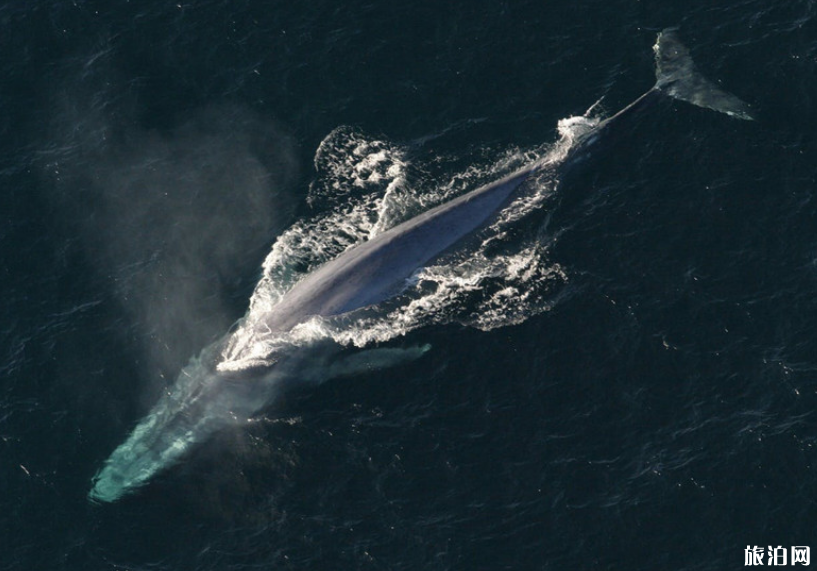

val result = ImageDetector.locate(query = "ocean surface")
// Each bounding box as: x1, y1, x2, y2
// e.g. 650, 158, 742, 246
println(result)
2, 1, 817, 569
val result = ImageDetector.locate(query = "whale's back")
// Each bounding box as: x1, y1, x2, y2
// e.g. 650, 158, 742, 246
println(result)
254, 166, 537, 334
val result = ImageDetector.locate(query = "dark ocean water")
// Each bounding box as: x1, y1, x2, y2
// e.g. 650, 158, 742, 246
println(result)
2, 1, 817, 569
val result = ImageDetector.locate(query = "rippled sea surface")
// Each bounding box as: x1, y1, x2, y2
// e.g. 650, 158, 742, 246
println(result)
2, 1, 817, 569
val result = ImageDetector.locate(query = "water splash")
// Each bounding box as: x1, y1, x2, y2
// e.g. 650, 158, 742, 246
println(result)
219, 113, 596, 370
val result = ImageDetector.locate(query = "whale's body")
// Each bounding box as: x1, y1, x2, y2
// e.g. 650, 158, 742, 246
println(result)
254, 166, 536, 334
89, 29, 753, 502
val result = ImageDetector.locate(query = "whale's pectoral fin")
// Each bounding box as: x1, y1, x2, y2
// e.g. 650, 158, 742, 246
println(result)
326, 344, 432, 380
654, 28, 754, 121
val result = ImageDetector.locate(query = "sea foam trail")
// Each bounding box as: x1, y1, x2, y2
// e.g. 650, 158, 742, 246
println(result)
218, 114, 594, 372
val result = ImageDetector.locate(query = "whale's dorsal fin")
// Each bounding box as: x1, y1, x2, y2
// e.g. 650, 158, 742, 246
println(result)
654, 28, 754, 121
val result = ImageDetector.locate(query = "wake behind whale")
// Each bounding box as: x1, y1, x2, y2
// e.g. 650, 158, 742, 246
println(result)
89, 29, 753, 502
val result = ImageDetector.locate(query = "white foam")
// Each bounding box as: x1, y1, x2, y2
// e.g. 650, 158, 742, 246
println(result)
219, 117, 592, 371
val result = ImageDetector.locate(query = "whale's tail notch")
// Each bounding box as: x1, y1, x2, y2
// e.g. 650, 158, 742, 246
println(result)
653, 28, 754, 121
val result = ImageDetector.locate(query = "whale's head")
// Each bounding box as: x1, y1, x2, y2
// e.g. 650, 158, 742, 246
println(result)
89, 357, 280, 503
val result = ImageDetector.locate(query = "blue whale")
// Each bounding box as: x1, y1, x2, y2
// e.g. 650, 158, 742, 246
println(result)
89, 29, 752, 502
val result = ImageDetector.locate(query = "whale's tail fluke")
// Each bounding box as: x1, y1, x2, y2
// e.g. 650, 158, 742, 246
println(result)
653, 28, 754, 121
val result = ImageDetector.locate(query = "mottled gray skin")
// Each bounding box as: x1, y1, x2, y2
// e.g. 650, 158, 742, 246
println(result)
254, 167, 538, 334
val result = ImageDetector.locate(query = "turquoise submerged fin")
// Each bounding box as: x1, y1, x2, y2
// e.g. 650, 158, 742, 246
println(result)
653, 28, 754, 120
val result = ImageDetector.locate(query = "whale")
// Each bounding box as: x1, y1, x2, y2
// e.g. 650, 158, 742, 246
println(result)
89, 29, 753, 502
